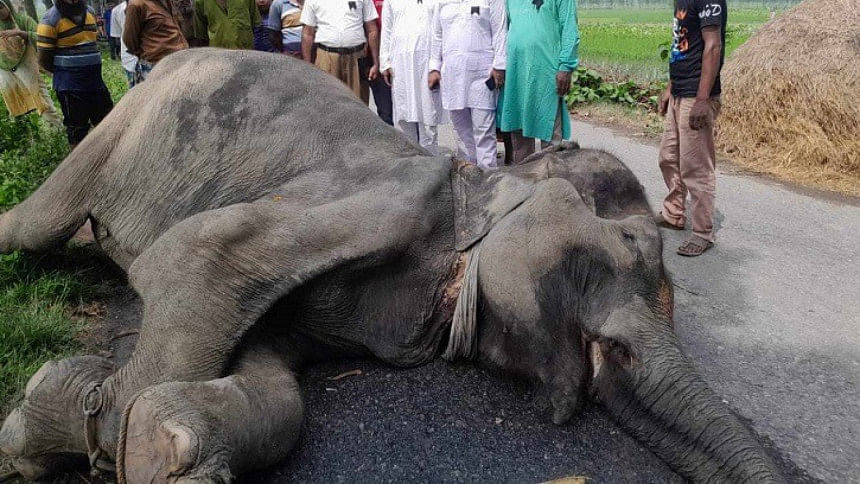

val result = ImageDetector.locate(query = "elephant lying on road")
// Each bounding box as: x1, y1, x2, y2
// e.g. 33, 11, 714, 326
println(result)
0, 49, 780, 483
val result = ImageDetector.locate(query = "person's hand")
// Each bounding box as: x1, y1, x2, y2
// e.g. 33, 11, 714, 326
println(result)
491, 68, 504, 89
688, 98, 712, 130
428, 70, 440, 90
382, 68, 392, 86
555, 70, 572, 96
658, 88, 671, 117
368, 64, 379, 81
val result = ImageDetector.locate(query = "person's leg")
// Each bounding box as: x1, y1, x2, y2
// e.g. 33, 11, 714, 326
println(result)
37, 81, 62, 129
56, 90, 90, 147
540, 102, 564, 149
419, 123, 439, 155
87, 89, 114, 128
658, 96, 685, 228
449, 108, 477, 163
509, 130, 536, 164
471, 108, 498, 169
678, 97, 719, 242
314, 49, 340, 84
351, 54, 369, 104
371, 76, 393, 125
397, 120, 420, 145
124, 69, 135, 88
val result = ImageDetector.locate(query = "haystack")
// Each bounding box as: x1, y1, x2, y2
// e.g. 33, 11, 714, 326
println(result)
718, 0, 860, 195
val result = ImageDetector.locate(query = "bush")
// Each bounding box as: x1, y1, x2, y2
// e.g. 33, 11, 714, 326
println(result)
0, 112, 68, 210
566, 66, 666, 110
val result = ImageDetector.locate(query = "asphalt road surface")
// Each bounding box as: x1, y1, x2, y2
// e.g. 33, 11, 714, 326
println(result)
80, 119, 859, 483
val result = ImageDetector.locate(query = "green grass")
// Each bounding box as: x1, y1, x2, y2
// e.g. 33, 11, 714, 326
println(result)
577, 7, 776, 82
0, 48, 128, 410
0, 253, 91, 409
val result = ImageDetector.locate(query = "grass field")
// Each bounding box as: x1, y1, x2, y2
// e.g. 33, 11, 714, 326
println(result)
0, 50, 127, 410
578, 6, 775, 81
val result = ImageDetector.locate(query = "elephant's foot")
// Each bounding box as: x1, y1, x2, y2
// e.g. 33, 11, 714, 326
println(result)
0, 356, 115, 479
122, 382, 234, 484
121, 371, 303, 484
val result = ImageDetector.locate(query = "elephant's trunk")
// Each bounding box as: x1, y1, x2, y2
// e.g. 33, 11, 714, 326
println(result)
590, 333, 782, 483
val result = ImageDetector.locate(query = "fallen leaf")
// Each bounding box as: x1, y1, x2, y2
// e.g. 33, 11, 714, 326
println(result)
327, 369, 363, 380
72, 302, 106, 319
111, 329, 140, 341
543, 477, 589, 484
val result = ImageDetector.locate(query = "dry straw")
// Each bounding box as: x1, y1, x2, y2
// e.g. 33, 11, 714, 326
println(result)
718, 0, 860, 196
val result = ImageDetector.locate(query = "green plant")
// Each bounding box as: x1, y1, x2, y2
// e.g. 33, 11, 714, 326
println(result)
566, 66, 666, 111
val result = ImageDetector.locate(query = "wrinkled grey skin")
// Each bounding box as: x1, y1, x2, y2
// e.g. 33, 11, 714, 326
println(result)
0, 49, 781, 483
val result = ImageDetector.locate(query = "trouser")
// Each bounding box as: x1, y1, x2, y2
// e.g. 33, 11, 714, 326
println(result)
398, 120, 439, 155
37, 80, 62, 128
508, 101, 564, 165
358, 56, 393, 125
658, 96, 721, 241
56, 89, 113, 145
134, 59, 155, 84
450, 107, 497, 170
124, 69, 136, 88
108, 37, 120, 59
314, 48, 364, 103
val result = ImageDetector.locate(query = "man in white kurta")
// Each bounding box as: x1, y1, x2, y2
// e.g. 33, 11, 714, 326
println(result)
380, 0, 444, 154
429, 0, 506, 169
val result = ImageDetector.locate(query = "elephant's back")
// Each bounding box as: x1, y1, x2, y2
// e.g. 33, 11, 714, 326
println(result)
86, 49, 432, 263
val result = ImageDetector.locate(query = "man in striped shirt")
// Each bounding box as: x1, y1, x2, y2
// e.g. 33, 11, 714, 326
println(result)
37, 0, 112, 147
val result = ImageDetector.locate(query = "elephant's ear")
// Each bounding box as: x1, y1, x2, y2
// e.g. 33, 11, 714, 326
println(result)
451, 162, 536, 251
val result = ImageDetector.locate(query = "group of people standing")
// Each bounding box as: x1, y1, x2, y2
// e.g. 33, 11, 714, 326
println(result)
309, 0, 581, 169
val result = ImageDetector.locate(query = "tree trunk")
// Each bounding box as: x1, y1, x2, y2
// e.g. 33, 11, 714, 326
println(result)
22, 0, 37, 21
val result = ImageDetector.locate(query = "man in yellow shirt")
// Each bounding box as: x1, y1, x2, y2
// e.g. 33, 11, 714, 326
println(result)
37, 0, 113, 146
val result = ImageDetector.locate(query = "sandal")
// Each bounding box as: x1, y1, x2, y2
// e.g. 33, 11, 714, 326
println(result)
654, 212, 684, 230
677, 236, 713, 257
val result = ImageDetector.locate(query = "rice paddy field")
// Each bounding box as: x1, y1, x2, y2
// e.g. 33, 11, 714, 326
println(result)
577, 2, 795, 82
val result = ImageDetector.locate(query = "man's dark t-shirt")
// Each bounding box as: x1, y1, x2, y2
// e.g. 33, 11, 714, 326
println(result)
669, 0, 727, 97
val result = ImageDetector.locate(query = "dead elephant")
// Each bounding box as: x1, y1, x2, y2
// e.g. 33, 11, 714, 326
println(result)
0, 49, 781, 483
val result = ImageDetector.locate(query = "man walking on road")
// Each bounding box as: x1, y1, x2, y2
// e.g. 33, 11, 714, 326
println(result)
300, 0, 380, 104
656, 0, 726, 257
379, 0, 443, 151
429, 0, 506, 169
497, 0, 579, 164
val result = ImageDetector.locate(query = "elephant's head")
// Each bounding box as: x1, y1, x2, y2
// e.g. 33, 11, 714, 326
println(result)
460, 149, 781, 482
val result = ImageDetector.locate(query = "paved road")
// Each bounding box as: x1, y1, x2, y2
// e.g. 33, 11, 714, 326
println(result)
93, 119, 858, 483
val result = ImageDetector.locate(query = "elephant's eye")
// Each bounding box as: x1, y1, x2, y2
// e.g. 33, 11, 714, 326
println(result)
602, 338, 637, 369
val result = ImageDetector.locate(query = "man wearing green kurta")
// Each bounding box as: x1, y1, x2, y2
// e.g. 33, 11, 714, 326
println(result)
193, 0, 260, 49
497, 0, 579, 164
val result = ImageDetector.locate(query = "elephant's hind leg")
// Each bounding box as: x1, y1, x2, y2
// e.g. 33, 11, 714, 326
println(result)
120, 342, 303, 483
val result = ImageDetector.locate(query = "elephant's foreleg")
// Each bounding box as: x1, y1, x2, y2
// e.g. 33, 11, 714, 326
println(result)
119, 344, 303, 483
89, 197, 410, 457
